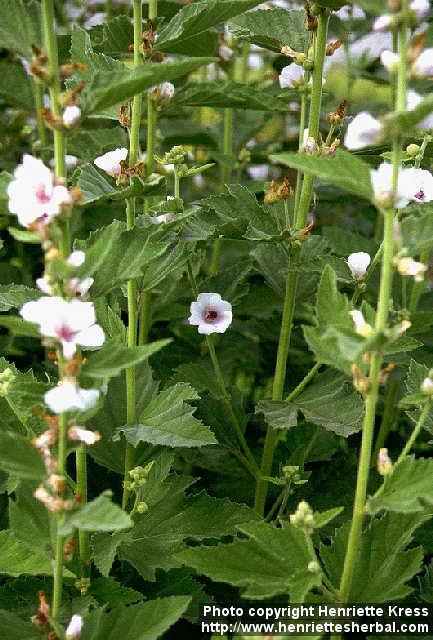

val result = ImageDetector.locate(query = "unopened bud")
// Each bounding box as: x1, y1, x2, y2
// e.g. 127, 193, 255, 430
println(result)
307, 560, 320, 573
136, 501, 148, 514
406, 143, 421, 157
421, 377, 433, 395
378, 448, 393, 476
264, 180, 279, 205
302, 136, 320, 155
326, 40, 343, 57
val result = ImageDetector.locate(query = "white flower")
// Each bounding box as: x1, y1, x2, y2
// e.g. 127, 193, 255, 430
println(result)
279, 63, 303, 88
406, 90, 433, 130
373, 14, 393, 32
158, 81, 175, 100
411, 0, 430, 19
350, 309, 373, 338
45, 381, 99, 414
94, 148, 128, 177
219, 44, 233, 61
7, 155, 72, 227
84, 12, 105, 29
62, 105, 81, 127
347, 252, 371, 279
421, 377, 433, 394
335, 4, 366, 20
370, 162, 410, 209
189, 293, 232, 335
413, 48, 433, 77
68, 277, 94, 296
68, 427, 101, 445
67, 250, 86, 268
396, 256, 427, 281
36, 276, 53, 295
149, 213, 173, 224
65, 155, 78, 169
344, 112, 382, 150
400, 167, 433, 203
248, 53, 263, 69
248, 165, 268, 181
380, 50, 399, 72
20, 297, 105, 359
65, 614, 84, 639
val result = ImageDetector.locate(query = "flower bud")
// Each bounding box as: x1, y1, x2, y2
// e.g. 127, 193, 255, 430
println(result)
308, 561, 320, 573
406, 143, 421, 157
421, 377, 433, 395
378, 448, 393, 476
347, 252, 371, 280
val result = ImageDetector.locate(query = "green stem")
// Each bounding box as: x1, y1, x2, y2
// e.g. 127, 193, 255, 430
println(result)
338, 5, 408, 603
371, 379, 400, 466
33, 82, 48, 149
138, 291, 152, 346
286, 361, 321, 402
396, 400, 430, 464
122, 0, 143, 511
105, 0, 113, 18
254, 10, 330, 517
76, 444, 90, 571
221, 108, 234, 186
41, 1, 69, 621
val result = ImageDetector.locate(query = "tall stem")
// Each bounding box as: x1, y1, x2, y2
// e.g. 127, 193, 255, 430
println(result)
76, 444, 90, 569
254, 11, 330, 516
122, 0, 143, 510
337, 5, 408, 603
105, 0, 113, 19
41, 0, 68, 620
33, 82, 48, 150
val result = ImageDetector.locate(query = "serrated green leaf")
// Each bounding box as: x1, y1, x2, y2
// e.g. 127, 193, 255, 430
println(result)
256, 399, 298, 430
89, 577, 143, 607
0, 63, 34, 110
401, 205, 433, 255
156, 0, 264, 53
76, 164, 165, 205
8, 227, 40, 244
0, 285, 40, 312
0, 0, 41, 58
116, 383, 217, 448
82, 339, 171, 379
386, 95, 433, 135
59, 492, 132, 537
0, 610, 41, 640
82, 58, 216, 114
292, 370, 364, 437
270, 150, 373, 200
68, 127, 128, 162
79, 597, 191, 640
228, 8, 307, 52
0, 432, 44, 480
403, 360, 433, 434
313, 506, 344, 529
176, 520, 321, 600
0, 531, 53, 576
320, 511, 428, 601
172, 81, 290, 111
75, 220, 170, 297
367, 456, 433, 515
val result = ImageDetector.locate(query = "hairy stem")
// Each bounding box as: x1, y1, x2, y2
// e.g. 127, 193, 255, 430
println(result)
337, 4, 408, 603
76, 444, 90, 570
33, 82, 48, 150
122, 0, 143, 510
254, 10, 330, 516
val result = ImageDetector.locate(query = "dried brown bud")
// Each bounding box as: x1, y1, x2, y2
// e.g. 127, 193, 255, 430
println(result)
69, 186, 83, 205
351, 363, 370, 395
61, 82, 85, 107
305, 3, 318, 31
326, 40, 343, 57
264, 180, 279, 205
299, 220, 314, 240
408, 32, 426, 63
40, 108, 63, 130
31, 44, 48, 64
60, 62, 87, 78
388, 0, 401, 11
379, 363, 395, 386
119, 104, 131, 128
277, 177, 294, 200
323, 138, 341, 156
328, 100, 347, 125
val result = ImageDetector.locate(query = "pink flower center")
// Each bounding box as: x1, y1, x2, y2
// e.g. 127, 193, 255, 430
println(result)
415, 188, 425, 201
203, 308, 219, 324
56, 324, 75, 342
35, 184, 52, 204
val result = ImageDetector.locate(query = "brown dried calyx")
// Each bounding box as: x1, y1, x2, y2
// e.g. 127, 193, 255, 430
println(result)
328, 100, 347, 126
326, 40, 343, 57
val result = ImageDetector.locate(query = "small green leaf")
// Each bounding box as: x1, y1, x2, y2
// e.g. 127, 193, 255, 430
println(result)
172, 82, 290, 111
82, 339, 171, 379
0, 0, 41, 58
270, 150, 373, 200
76, 164, 165, 205
0, 285, 40, 312
0, 432, 45, 480
256, 399, 298, 430
0, 530, 53, 576
228, 8, 307, 52
367, 456, 433, 515
116, 383, 217, 448
59, 492, 132, 537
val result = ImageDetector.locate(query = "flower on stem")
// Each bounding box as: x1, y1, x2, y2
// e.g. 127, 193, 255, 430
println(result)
44, 380, 100, 414
406, 89, 433, 130
188, 293, 232, 335
421, 376, 433, 395
68, 426, 101, 445
370, 162, 410, 209
67, 251, 85, 268
350, 309, 373, 338
344, 112, 383, 150
413, 48, 433, 77
373, 15, 393, 32
380, 50, 399, 72
279, 63, 303, 88
347, 252, 371, 279
20, 297, 105, 359
8, 155, 72, 228
335, 4, 366, 20
68, 276, 94, 297
410, 0, 430, 19
219, 44, 233, 61
94, 148, 128, 177
400, 167, 433, 203
62, 105, 81, 127
396, 256, 427, 281
66, 614, 84, 639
